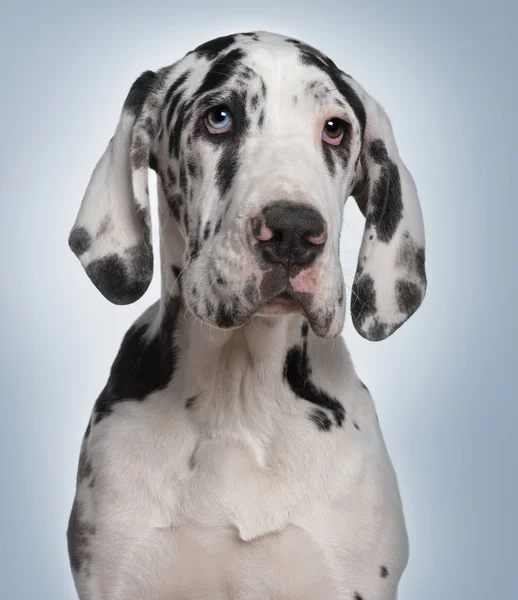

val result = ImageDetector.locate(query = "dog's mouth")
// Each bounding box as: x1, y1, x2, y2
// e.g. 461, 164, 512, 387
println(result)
256, 289, 303, 316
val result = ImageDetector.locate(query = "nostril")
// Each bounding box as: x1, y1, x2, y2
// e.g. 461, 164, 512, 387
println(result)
250, 214, 274, 242
306, 229, 327, 246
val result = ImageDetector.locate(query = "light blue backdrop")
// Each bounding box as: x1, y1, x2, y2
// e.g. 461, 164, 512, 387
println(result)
1, 1, 516, 598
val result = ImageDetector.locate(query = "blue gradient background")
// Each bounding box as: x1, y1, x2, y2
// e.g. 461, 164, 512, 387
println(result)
1, 1, 516, 598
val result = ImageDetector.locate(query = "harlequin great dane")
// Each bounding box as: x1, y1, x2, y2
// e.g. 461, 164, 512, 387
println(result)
67, 31, 427, 600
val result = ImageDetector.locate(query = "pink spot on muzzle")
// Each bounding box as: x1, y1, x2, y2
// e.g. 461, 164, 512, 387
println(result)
290, 266, 321, 295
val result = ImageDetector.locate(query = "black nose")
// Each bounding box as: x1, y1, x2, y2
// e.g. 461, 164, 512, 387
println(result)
251, 201, 327, 269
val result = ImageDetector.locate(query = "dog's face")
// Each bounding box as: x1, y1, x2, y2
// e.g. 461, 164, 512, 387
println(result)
69, 32, 427, 340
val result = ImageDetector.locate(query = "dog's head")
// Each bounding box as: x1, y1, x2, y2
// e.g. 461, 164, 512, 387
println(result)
69, 31, 426, 340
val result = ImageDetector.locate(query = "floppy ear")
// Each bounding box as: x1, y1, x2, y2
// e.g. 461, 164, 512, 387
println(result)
349, 85, 427, 341
68, 71, 163, 304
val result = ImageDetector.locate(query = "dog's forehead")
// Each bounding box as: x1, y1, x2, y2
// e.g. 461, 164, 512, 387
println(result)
178, 31, 342, 102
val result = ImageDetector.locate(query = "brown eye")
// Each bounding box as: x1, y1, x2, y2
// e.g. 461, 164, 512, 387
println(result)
323, 118, 345, 145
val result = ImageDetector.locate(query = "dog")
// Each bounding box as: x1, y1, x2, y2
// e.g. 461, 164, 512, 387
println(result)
67, 31, 427, 599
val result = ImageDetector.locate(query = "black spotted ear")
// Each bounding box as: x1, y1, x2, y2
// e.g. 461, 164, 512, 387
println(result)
348, 82, 427, 340
68, 71, 163, 304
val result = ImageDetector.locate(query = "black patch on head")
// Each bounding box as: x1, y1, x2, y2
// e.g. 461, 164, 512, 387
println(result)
169, 99, 194, 158
67, 500, 95, 573
395, 279, 422, 315
194, 34, 236, 60
380, 565, 389, 578
69, 227, 92, 256
85, 244, 153, 305
310, 409, 333, 431
365, 140, 403, 243
351, 274, 376, 328
197, 48, 246, 97
165, 71, 189, 129
242, 32, 260, 41
283, 344, 345, 428
123, 70, 159, 116
296, 45, 366, 136
93, 295, 181, 423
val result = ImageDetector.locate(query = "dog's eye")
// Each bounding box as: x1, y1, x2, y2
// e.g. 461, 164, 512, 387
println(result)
204, 106, 233, 134
322, 118, 345, 145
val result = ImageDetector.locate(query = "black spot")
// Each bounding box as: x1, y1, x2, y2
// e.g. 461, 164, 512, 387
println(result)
353, 594, 364, 600
185, 395, 198, 409
85, 244, 153, 305
351, 274, 376, 328
301, 320, 309, 338
123, 70, 159, 116
353, 421, 360, 430
194, 34, 236, 60
93, 296, 181, 423
380, 565, 389, 578
366, 141, 403, 243
171, 265, 183, 293
359, 380, 369, 392
310, 409, 333, 431
169, 100, 194, 158
167, 193, 183, 221
216, 142, 240, 196
395, 279, 422, 314
203, 220, 212, 241
69, 227, 92, 256
215, 302, 235, 328
216, 275, 226, 286
148, 151, 158, 171
285, 38, 301, 45
337, 286, 344, 307
258, 110, 265, 128
197, 48, 246, 97
214, 216, 223, 235
164, 70, 190, 126
370, 138, 388, 164
323, 144, 336, 177
368, 318, 388, 341
67, 500, 95, 573
242, 32, 260, 41
77, 445, 92, 484
283, 345, 345, 428
135, 205, 151, 246
250, 93, 259, 110
416, 247, 427, 285
167, 166, 177, 186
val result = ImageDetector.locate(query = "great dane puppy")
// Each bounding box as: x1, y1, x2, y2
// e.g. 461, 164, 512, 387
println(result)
67, 31, 426, 599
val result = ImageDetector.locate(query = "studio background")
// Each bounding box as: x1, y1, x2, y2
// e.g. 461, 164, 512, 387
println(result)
1, 1, 516, 598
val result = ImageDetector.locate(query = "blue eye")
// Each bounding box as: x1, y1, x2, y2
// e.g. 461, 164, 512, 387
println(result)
205, 106, 233, 133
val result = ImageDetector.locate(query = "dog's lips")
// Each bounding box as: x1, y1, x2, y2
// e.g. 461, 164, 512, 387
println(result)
256, 289, 303, 316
